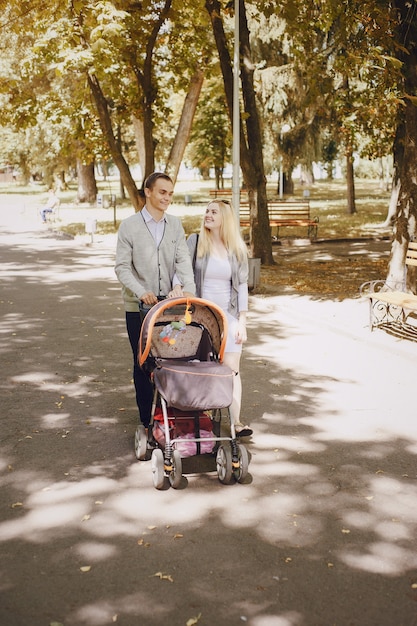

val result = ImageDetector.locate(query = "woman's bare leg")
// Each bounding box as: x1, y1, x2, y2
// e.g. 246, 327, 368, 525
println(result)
223, 352, 242, 425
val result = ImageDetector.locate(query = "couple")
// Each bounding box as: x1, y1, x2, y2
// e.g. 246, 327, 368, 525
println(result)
114, 171, 253, 441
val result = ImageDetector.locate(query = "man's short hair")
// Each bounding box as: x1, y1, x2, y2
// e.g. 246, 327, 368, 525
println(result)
144, 172, 173, 190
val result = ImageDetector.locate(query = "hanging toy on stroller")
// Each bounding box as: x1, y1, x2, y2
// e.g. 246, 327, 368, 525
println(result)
137, 297, 250, 489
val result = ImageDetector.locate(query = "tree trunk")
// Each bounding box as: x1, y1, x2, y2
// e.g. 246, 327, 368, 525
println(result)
239, 0, 273, 263
87, 73, 142, 212
382, 177, 399, 227
165, 68, 204, 184
386, 0, 417, 291
58, 171, 67, 191
284, 171, 294, 195
215, 167, 221, 188
18, 155, 31, 185
132, 115, 146, 183
345, 149, 356, 214
136, 0, 172, 180
76, 159, 97, 203
205, 0, 273, 264
116, 125, 126, 200
142, 87, 155, 179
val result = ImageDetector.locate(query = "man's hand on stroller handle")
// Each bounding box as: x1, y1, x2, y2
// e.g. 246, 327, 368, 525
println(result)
140, 288, 195, 306
168, 284, 184, 298
140, 292, 159, 306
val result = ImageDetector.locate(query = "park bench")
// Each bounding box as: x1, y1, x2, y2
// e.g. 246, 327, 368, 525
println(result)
209, 188, 249, 203
239, 200, 318, 241
209, 188, 233, 199
360, 240, 417, 340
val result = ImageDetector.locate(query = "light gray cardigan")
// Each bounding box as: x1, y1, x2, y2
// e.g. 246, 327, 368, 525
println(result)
187, 233, 249, 319
115, 211, 196, 312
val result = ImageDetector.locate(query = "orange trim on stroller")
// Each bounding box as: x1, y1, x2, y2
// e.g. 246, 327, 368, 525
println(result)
139, 296, 228, 366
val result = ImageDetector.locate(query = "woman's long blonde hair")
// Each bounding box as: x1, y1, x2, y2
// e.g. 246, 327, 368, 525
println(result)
197, 200, 248, 261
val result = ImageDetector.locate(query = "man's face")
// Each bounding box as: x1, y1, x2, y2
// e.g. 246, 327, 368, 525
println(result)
145, 178, 174, 216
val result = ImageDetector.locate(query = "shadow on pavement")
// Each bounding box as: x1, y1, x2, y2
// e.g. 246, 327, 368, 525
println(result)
0, 228, 416, 626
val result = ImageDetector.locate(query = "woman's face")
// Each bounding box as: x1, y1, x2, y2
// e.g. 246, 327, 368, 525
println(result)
204, 202, 223, 231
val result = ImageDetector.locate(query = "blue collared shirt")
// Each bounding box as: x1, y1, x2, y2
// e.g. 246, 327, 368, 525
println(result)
141, 206, 180, 288
141, 206, 166, 247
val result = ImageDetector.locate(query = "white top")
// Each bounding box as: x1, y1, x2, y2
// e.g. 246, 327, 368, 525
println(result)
202, 256, 242, 354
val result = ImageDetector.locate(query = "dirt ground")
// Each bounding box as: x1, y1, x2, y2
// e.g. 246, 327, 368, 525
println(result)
259, 238, 390, 300
1, 195, 417, 626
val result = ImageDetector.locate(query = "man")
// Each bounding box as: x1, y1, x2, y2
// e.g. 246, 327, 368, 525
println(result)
115, 172, 195, 442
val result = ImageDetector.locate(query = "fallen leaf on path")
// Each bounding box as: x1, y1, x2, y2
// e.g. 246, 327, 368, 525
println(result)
186, 613, 202, 625
153, 572, 173, 582
81, 514, 90, 522
137, 539, 150, 547
341, 529, 350, 534
173, 533, 183, 539
11, 502, 23, 508
80, 565, 91, 572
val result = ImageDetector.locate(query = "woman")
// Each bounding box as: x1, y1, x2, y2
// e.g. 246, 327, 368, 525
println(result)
187, 199, 252, 437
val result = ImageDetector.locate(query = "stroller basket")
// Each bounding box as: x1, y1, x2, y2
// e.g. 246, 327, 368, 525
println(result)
153, 359, 234, 412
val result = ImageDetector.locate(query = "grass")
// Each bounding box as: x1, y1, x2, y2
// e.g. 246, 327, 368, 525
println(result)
305, 180, 391, 240
1, 177, 393, 300
1, 176, 392, 239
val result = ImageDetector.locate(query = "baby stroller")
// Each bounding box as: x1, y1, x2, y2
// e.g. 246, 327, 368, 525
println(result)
136, 297, 250, 489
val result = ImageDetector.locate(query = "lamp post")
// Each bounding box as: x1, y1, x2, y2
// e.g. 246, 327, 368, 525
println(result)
232, 0, 240, 217
279, 124, 290, 199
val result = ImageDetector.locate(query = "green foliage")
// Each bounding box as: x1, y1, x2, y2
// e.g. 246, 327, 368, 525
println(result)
252, 0, 400, 178
0, 0, 413, 200
187, 78, 231, 174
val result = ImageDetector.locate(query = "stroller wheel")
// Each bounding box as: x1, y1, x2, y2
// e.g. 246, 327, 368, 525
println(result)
151, 448, 165, 489
169, 449, 182, 489
234, 443, 249, 483
134, 425, 147, 461
216, 445, 233, 485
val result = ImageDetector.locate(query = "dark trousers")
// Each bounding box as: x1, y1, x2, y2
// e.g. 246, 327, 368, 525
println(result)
125, 311, 153, 428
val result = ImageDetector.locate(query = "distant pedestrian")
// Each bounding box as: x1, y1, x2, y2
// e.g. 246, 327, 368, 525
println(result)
40, 188, 60, 223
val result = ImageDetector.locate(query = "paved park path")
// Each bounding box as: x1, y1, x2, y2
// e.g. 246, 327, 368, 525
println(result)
1, 193, 416, 626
